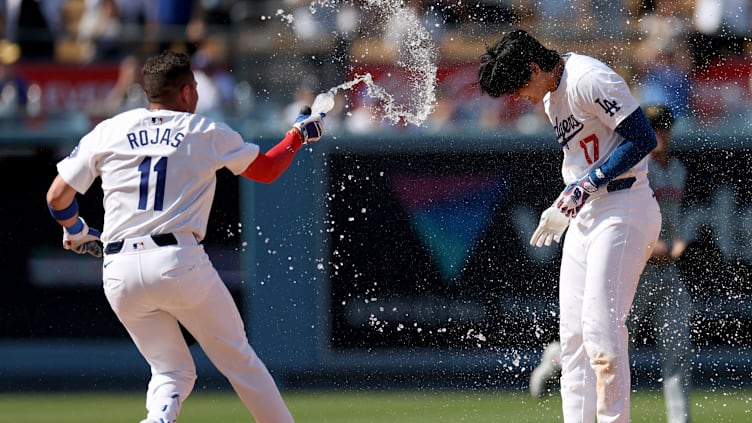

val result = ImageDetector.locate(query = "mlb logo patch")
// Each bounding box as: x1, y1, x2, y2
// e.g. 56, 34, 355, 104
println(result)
144, 117, 164, 126
130, 241, 145, 251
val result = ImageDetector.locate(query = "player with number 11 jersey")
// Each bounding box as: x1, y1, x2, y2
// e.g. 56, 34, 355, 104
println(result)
47, 50, 325, 423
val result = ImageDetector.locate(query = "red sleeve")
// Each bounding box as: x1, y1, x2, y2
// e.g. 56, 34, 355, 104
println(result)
240, 128, 304, 183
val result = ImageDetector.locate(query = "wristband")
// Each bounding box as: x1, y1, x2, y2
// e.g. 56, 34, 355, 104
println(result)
48, 198, 79, 221
65, 217, 84, 235
593, 168, 606, 184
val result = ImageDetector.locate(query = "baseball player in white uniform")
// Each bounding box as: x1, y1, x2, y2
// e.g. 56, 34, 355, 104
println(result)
45, 50, 325, 423
478, 30, 661, 422
528, 107, 694, 422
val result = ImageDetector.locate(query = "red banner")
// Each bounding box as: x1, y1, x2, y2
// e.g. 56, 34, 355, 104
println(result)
17, 62, 120, 113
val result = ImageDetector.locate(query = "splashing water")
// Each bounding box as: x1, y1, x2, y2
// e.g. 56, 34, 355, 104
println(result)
311, 74, 376, 113
305, 0, 438, 127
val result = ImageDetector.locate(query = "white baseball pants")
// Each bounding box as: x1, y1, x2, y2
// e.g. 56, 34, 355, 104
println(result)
558, 180, 661, 423
102, 235, 294, 423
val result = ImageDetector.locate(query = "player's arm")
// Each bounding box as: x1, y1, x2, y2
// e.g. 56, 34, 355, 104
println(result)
241, 109, 325, 184
46, 175, 79, 227
554, 107, 657, 218
584, 107, 658, 188
241, 128, 304, 184
46, 175, 103, 257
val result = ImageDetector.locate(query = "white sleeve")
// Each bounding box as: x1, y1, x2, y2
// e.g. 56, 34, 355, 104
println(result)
55, 130, 101, 194
576, 68, 639, 130
212, 122, 260, 175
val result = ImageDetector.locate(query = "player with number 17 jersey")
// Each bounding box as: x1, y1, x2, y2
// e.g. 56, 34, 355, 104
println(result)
56, 109, 259, 245
478, 30, 661, 422
544, 53, 648, 188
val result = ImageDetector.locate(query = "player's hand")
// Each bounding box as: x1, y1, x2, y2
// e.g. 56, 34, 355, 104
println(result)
555, 176, 598, 218
293, 106, 325, 144
530, 206, 571, 247
62, 217, 103, 258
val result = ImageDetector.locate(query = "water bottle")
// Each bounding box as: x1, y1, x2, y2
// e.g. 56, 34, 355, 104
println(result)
311, 90, 335, 114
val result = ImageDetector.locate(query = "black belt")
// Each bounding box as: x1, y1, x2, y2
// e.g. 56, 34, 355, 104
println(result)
104, 233, 178, 255
606, 177, 636, 193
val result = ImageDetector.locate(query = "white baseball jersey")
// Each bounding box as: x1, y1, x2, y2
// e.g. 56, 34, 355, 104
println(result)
56, 108, 260, 244
544, 53, 646, 184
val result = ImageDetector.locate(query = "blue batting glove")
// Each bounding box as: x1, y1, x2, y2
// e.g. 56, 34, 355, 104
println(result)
293, 106, 325, 144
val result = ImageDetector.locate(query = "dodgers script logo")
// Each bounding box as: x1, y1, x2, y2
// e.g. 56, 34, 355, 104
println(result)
554, 114, 583, 147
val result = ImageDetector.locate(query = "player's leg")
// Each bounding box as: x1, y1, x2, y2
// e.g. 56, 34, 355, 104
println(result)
559, 225, 598, 423
102, 252, 197, 423
655, 264, 693, 423
582, 211, 660, 423
170, 248, 294, 423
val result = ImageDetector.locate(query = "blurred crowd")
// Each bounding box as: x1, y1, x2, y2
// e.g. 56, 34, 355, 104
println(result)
0, 0, 751, 137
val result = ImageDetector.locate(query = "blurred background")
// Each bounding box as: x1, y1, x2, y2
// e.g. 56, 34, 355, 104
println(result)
1, 0, 751, 394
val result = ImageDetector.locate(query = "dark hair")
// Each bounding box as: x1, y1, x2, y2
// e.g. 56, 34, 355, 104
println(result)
643, 104, 674, 130
142, 50, 194, 103
477, 29, 560, 97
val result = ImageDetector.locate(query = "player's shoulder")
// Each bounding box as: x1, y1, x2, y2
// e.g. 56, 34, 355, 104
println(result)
565, 53, 627, 96
565, 53, 615, 77
194, 112, 241, 136
173, 112, 237, 139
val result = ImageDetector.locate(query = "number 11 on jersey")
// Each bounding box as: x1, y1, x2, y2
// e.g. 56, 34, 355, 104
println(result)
138, 156, 168, 211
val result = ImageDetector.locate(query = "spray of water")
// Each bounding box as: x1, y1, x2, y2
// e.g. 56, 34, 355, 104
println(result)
301, 0, 438, 126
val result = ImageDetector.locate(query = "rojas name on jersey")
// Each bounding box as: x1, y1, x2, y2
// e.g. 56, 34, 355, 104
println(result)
127, 128, 185, 149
